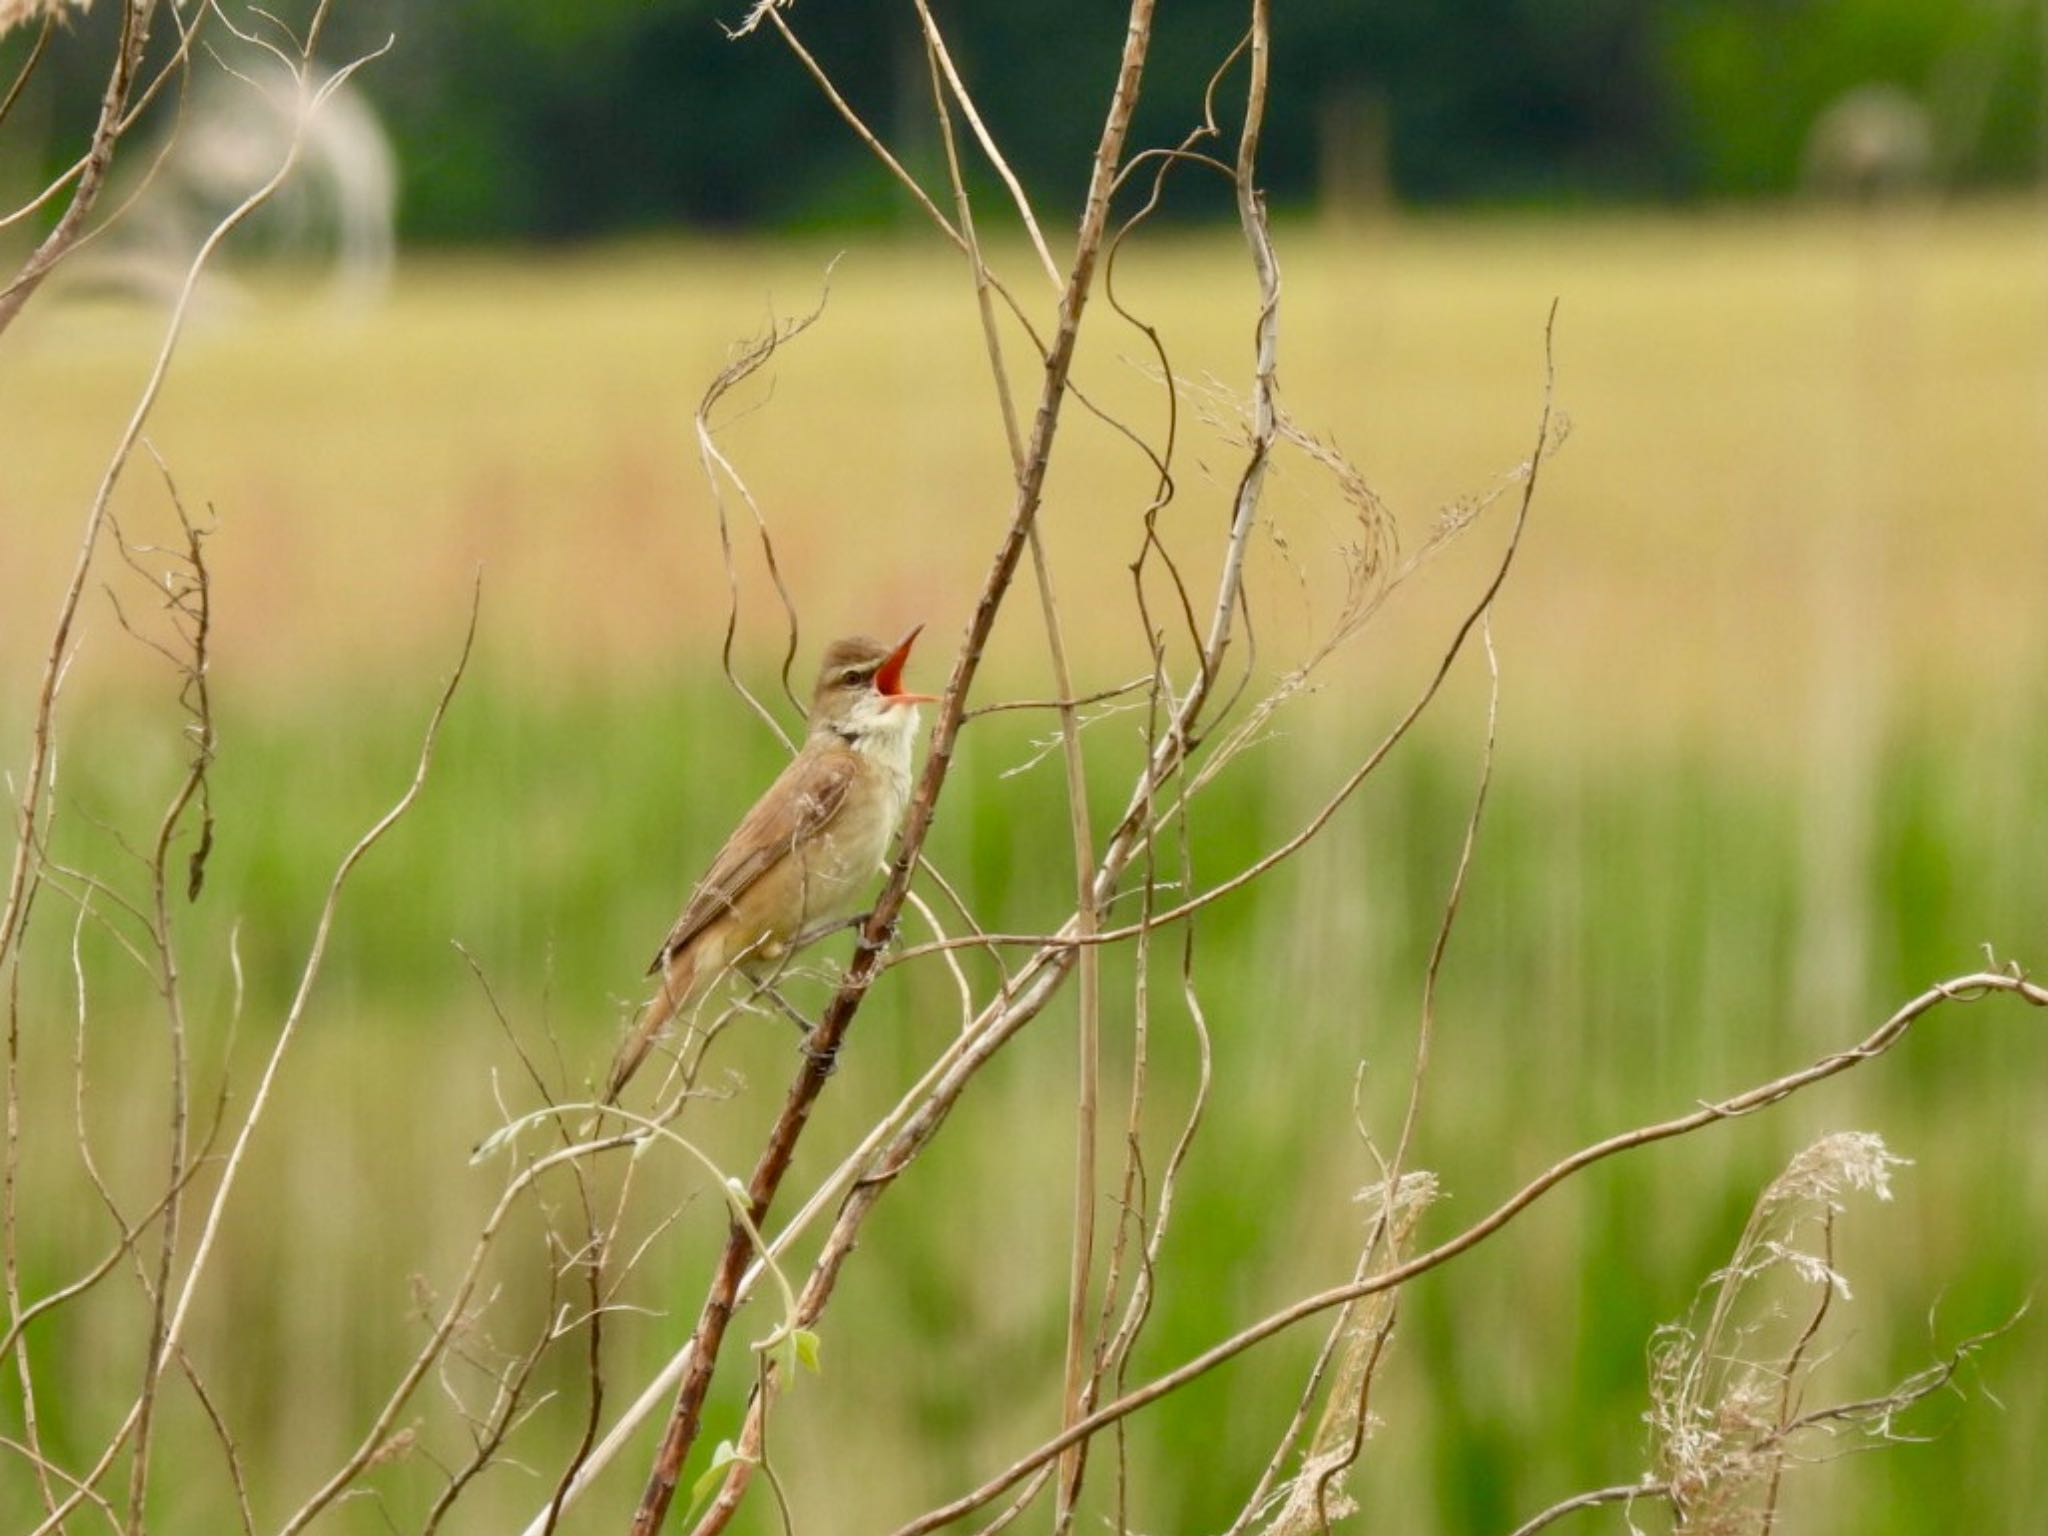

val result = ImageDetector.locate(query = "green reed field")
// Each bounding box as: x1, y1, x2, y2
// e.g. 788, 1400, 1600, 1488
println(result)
4, 207, 2047, 1533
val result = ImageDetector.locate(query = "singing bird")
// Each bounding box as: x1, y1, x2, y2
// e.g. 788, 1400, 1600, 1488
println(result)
601, 628, 938, 1103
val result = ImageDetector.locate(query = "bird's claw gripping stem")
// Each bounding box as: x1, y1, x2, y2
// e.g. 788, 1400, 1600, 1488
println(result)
799, 1035, 841, 1077
853, 909, 900, 959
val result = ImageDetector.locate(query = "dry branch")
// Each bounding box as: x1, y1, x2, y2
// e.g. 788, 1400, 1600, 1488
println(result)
0, 0, 158, 335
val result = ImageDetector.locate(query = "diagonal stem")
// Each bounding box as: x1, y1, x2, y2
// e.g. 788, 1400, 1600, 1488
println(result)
621, 6, 1159, 1531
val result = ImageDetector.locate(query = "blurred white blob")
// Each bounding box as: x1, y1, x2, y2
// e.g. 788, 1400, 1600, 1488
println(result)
1802, 84, 1935, 200
66, 48, 398, 315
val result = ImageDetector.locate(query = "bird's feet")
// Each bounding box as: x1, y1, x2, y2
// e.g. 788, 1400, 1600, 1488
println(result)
787, 912, 863, 952
851, 908, 900, 960
799, 1034, 841, 1077
788, 910, 899, 962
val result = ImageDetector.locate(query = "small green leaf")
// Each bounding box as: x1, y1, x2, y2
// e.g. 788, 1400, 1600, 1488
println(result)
793, 1329, 822, 1375
690, 1440, 748, 1511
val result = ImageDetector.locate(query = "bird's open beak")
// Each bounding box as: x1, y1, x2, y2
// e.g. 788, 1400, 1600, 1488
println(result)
875, 624, 939, 705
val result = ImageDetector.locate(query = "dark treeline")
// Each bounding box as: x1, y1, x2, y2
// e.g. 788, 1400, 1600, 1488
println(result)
15, 0, 2044, 241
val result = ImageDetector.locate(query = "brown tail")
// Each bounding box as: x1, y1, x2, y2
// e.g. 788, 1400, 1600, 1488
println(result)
602, 949, 699, 1108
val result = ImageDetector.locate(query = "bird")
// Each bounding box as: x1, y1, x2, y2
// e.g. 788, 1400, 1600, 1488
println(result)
600, 627, 938, 1106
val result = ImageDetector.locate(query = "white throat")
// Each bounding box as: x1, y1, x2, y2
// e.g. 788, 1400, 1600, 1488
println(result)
829, 695, 920, 797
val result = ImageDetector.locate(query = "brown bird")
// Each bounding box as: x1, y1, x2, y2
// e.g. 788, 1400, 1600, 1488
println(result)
601, 628, 937, 1104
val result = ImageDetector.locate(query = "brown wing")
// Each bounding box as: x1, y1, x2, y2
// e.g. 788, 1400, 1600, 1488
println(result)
647, 746, 862, 974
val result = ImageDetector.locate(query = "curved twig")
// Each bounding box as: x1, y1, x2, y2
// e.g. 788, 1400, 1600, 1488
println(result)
887, 971, 2048, 1534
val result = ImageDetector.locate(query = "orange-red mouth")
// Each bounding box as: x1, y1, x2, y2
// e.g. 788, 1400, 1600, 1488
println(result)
875, 624, 938, 705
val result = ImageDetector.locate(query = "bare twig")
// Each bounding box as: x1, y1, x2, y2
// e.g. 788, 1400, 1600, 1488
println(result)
0, 14, 55, 134
961, 676, 1153, 719
0, 0, 158, 334
694, 278, 837, 742
1504, 1481, 1669, 1536
911, 2, 1061, 289
121, 448, 218, 1536
177, 1347, 256, 1536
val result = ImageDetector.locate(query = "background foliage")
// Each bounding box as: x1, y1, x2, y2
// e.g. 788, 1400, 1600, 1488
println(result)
11, 0, 2048, 240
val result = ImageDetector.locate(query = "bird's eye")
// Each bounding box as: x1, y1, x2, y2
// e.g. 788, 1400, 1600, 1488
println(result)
841, 668, 865, 687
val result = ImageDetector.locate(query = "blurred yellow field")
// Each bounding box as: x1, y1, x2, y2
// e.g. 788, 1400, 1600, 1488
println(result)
9, 205, 2045, 733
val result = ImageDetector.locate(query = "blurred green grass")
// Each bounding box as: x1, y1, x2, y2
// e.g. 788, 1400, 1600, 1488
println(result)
6, 208, 2048, 1532
6, 666, 2044, 1534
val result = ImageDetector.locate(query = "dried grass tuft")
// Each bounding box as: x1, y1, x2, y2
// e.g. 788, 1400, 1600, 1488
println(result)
1649, 1132, 1911, 1534
0, 0, 87, 41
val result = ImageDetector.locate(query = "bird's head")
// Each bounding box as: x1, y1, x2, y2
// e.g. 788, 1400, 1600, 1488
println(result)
809, 627, 939, 744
